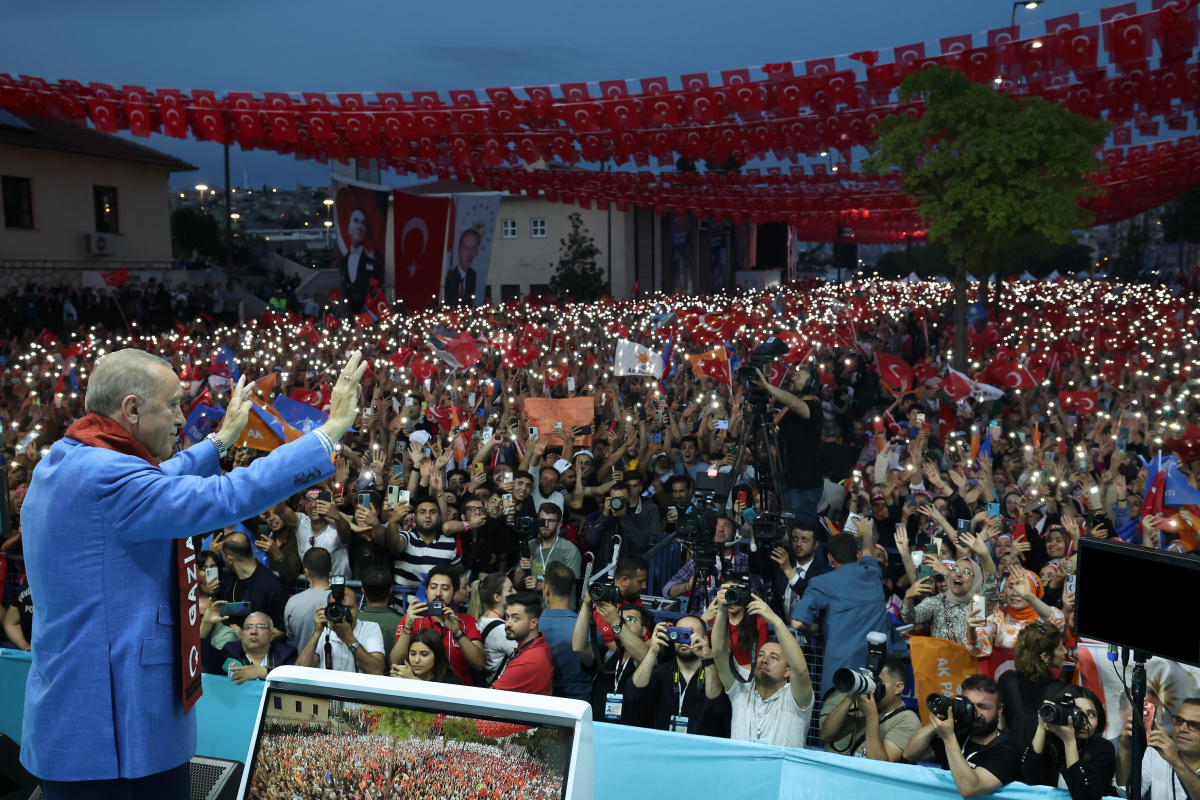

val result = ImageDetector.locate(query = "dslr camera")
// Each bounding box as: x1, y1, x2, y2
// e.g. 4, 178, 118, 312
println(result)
609, 496, 626, 514
513, 513, 537, 536
588, 580, 621, 604
926, 694, 978, 727
324, 576, 349, 625
831, 631, 888, 700
722, 575, 754, 607
1039, 699, 1088, 729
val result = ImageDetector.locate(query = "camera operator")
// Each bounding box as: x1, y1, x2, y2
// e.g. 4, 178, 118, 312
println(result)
1022, 686, 1116, 800
514, 503, 582, 592
1117, 696, 1200, 800
820, 654, 920, 761
712, 590, 814, 747
296, 585, 385, 674
629, 617, 731, 738
902, 675, 1022, 797
663, 516, 748, 612
573, 593, 651, 725
586, 483, 662, 566
753, 365, 823, 527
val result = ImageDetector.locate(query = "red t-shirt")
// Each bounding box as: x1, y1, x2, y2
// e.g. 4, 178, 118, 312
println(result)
716, 616, 770, 667
398, 613, 481, 685
492, 633, 553, 695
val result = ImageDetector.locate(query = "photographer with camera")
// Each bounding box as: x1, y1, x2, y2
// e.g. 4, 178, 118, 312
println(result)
753, 365, 823, 527
391, 565, 485, 685
820, 649, 920, 761
514, 503, 582, 592
663, 515, 749, 613
1022, 686, 1116, 800
586, 483, 662, 566
296, 584, 385, 674
573, 592, 651, 725
903, 675, 1022, 797
712, 589, 814, 747
629, 617, 731, 738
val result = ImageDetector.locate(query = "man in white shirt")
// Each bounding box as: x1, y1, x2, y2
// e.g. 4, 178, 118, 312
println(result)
1118, 697, 1200, 800
295, 488, 352, 580
284, 548, 332, 650
295, 585, 385, 674
712, 590, 814, 748
532, 466, 566, 516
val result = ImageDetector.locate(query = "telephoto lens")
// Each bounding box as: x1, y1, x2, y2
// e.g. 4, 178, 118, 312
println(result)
610, 496, 626, 513
588, 581, 620, 604
324, 601, 346, 625
926, 694, 978, 726
832, 668, 879, 698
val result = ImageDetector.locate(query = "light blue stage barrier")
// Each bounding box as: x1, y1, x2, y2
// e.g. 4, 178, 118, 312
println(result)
1, 649, 1072, 799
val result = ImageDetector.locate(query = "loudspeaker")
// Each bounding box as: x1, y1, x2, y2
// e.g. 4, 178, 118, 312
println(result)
0, 734, 37, 800
189, 756, 242, 800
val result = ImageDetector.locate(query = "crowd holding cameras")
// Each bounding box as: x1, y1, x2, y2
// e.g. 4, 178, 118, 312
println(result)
5, 277, 1200, 798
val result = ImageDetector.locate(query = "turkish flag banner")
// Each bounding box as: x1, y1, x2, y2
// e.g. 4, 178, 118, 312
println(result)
393, 190, 453, 310
1058, 391, 1099, 414
101, 268, 130, 286
874, 352, 915, 394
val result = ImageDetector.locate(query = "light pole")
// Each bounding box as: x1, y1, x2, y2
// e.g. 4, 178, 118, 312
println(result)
1012, 0, 1043, 28
195, 184, 208, 213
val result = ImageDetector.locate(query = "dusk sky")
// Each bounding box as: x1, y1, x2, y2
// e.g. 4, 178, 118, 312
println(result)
2, 0, 1118, 190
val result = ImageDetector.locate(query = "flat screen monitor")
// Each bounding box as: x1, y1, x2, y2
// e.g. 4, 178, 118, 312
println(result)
1076, 537, 1200, 667
237, 666, 592, 799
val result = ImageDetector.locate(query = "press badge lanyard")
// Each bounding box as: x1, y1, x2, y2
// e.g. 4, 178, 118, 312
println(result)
538, 539, 560, 573
673, 667, 705, 716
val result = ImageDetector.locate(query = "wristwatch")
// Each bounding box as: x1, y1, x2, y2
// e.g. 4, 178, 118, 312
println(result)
205, 432, 228, 459
346, 642, 360, 655
611, 623, 623, 635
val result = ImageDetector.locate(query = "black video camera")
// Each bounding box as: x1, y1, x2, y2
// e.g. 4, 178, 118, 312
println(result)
736, 337, 790, 402
324, 576, 349, 625
722, 575, 754, 607
1039, 700, 1088, 729
588, 581, 621, 604
513, 513, 537, 536
831, 631, 888, 700
926, 694, 978, 726
752, 511, 795, 544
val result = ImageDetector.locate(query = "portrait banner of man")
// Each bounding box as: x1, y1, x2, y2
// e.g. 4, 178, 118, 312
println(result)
444, 193, 501, 308
332, 175, 390, 315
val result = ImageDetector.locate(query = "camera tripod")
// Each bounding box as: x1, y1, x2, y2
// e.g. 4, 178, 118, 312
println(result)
729, 393, 790, 539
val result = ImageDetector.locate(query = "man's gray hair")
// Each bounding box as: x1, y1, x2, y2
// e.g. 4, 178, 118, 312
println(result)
84, 349, 173, 417
244, 611, 273, 630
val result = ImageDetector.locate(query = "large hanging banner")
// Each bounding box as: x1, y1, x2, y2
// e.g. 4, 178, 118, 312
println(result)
670, 213, 696, 294
393, 190, 454, 310
332, 175, 389, 315
708, 220, 727, 292
444, 194, 501, 307
909, 636, 979, 725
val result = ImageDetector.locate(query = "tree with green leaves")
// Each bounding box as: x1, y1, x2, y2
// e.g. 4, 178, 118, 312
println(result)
549, 212, 605, 302
863, 66, 1109, 370
170, 206, 221, 261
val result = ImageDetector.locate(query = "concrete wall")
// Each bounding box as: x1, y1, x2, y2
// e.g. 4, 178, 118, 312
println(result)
0, 143, 175, 263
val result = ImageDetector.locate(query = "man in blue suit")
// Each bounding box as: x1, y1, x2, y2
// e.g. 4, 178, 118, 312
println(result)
20, 347, 367, 800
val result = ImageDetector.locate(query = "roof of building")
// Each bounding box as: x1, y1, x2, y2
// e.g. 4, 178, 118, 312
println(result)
0, 113, 197, 172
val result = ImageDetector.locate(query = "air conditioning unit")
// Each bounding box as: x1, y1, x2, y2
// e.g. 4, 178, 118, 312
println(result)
86, 232, 116, 255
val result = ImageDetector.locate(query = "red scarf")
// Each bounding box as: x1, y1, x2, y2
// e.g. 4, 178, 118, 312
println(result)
65, 414, 204, 712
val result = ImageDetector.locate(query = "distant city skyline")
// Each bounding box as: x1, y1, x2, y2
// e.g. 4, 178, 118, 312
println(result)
3, 0, 1120, 188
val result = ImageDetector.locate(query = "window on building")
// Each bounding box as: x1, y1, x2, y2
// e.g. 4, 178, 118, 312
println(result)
530, 218, 546, 238
1, 175, 33, 230
273, 696, 282, 711
529, 283, 552, 297
312, 704, 319, 716
295, 700, 303, 713
501, 219, 517, 239
93, 185, 119, 233
500, 284, 522, 303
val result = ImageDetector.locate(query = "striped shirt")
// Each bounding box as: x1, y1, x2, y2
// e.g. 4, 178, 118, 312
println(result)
393, 529, 461, 593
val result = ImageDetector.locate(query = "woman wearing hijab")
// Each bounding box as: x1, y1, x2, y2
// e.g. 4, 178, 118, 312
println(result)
966, 564, 1065, 658
899, 529, 999, 645
1021, 685, 1117, 800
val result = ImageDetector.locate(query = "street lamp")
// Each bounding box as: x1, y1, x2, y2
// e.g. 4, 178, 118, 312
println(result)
324, 219, 333, 250
195, 184, 208, 213
1012, 0, 1043, 27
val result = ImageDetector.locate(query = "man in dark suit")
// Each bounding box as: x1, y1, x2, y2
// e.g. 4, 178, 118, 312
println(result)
443, 229, 480, 306
770, 526, 832, 620
338, 208, 382, 314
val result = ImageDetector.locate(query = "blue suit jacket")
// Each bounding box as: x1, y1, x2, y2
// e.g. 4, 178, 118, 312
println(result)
20, 434, 334, 781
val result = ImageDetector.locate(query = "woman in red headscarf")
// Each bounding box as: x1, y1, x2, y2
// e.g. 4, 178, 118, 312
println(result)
966, 564, 1065, 658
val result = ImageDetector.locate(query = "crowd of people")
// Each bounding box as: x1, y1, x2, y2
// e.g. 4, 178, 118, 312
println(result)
5, 274, 1200, 799
248, 725, 567, 800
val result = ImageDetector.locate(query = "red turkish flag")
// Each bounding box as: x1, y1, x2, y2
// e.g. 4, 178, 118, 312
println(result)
393, 190, 452, 310
1165, 424, 1200, 464
100, 268, 130, 287
987, 360, 1036, 390
353, 312, 374, 330
37, 328, 59, 348
768, 362, 788, 387
938, 402, 958, 447
940, 369, 974, 403
912, 360, 941, 389
1058, 391, 1099, 414
410, 359, 438, 385
323, 312, 339, 331
367, 292, 392, 320
874, 352, 915, 394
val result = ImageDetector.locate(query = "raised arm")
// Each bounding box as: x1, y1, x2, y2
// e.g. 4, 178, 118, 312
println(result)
746, 595, 812, 710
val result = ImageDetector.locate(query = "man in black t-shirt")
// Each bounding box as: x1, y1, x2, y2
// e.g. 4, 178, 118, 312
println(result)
628, 616, 731, 738
3, 581, 33, 650
903, 674, 1022, 797
754, 365, 823, 526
